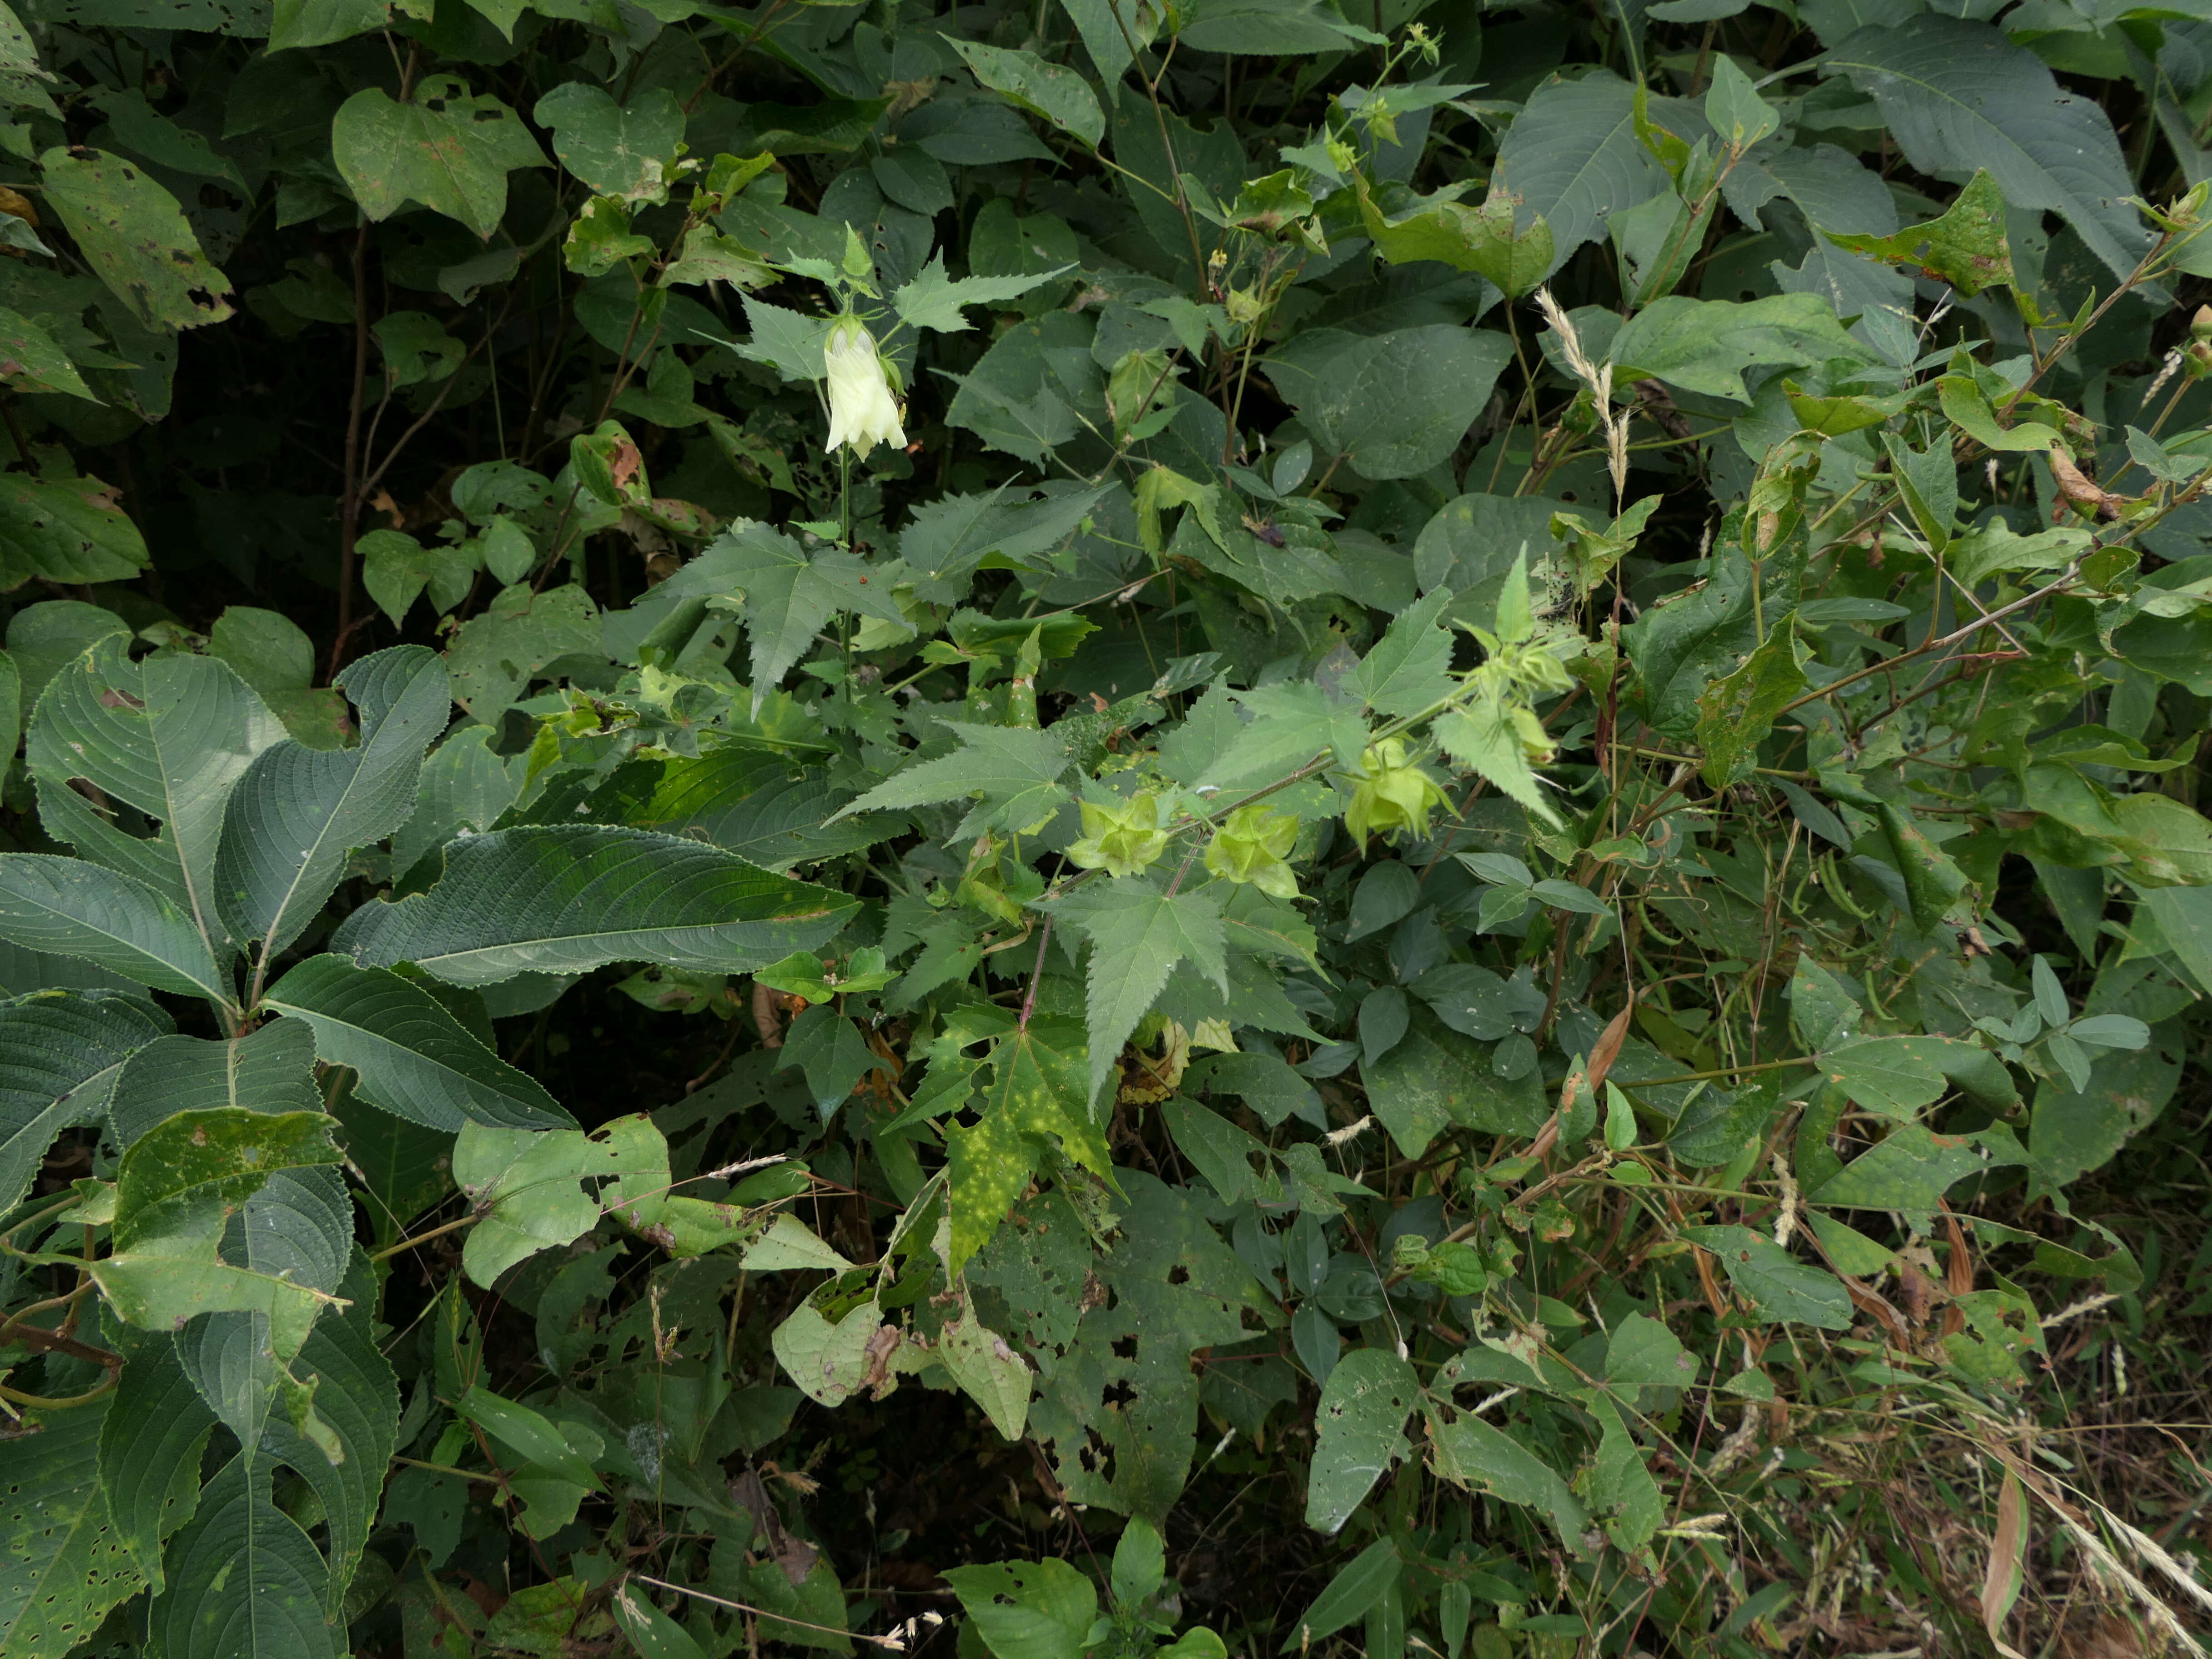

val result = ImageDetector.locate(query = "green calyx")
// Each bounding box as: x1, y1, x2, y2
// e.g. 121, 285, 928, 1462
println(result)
1343, 738, 1451, 847
1202, 803, 1300, 897
1068, 790, 1173, 878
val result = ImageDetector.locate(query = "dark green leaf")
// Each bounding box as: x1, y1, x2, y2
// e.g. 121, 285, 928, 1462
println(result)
215, 645, 450, 962
263, 955, 571, 1131
332, 825, 856, 987
0, 986, 169, 1212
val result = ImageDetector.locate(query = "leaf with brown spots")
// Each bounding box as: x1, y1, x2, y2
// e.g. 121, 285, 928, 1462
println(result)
36, 147, 234, 332
0, 304, 94, 401
331, 77, 548, 241
0, 470, 146, 586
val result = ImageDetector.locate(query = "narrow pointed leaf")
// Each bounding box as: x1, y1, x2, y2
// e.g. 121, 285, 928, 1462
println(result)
1050, 881, 1226, 1105
1306, 1347, 1419, 1533
831, 723, 1072, 838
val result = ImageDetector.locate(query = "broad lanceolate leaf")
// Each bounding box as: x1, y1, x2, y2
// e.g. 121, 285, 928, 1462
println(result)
29, 637, 285, 957
1281, 1540, 1400, 1652
0, 855, 228, 1001
1262, 325, 1511, 480
1051, 881, 1227, 1106
215, 645, 451, 964
937, 1312, 1034, 1441
331, 76, 548, 239
0, 986, 169, 1212
0, 304, 95, 401
146, 1455, 346, 1659
106, 1021, 322, 1155
1805, 1123, 2025, 1220
833, 723, 1074, 839
1603, 1312, 1699, 1389
1694, 622, 1805, 789
37, 146, 235, 330
1609, 293, 1863, 402
1492, 73, 1665, 281
1305, 1347, 1418, 1533
630, 749, 903, 872
259, 1259, 400, 1615
1423, 1406, 1593, 1552
1580, 1394, 1664, 1551
264, 955, 571, 1131
1824, 17, 2149, 284
1816, 1033, 1951, 1117
332, 825, 855, 986
98, 1333, 217, 1597
0, 1394, 146, 1659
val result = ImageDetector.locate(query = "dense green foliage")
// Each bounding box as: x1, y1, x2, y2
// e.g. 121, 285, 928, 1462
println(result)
2, 0, 2212, 1654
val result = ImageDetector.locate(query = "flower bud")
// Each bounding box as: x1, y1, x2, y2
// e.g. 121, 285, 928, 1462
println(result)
823, 317, 906, 460
2193, 304, 2212, 344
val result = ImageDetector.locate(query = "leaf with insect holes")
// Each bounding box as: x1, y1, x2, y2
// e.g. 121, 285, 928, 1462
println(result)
39, 147, 234, 332
0, 1394, 147, 1657
331, 78, 548, 239
1306, 1347, 1418, 1533
449, 1115, 664, 1286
